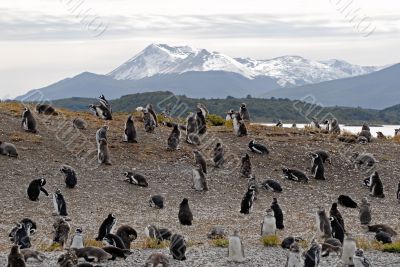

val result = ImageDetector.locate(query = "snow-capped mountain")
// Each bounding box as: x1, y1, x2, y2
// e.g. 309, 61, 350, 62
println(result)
108, 43, 381, 87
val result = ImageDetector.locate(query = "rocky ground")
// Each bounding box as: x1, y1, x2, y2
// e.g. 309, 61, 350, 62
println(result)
0, 102, 399, 266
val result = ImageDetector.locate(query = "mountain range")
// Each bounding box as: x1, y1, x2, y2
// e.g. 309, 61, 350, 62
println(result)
16, 43, 399, 109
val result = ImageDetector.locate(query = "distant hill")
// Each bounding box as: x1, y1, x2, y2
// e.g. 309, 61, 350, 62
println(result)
50, 91, 400, 124
262, 64, 400, 109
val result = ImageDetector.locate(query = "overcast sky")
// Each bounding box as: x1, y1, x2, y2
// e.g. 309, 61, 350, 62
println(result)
0, 0, 399, 98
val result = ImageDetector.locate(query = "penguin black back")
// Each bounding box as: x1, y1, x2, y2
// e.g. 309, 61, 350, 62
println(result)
271, 198, 284, 229
96, 213, 116, 241
178, 198, 193, 226
338, 195, 358, 208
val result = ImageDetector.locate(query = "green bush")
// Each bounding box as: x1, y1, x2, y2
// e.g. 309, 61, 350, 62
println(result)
212, 238, 229, 248
261, 235, 281, 247
383, 241, 400, 253
207, 114, 225, 126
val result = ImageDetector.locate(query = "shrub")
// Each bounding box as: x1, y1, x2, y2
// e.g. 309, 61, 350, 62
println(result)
383, 241, 400, 253
261, 235, 281, 247
142, 238, 169, 249
225, 120, 233, 129
392, 135, 400, 143
83, 239, 103, 248
38, 242, 63, 252
207, 114, 225, 126
212, 238, 229, 248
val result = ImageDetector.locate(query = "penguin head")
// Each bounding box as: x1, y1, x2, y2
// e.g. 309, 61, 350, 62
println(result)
109, 213, 115, 219
329, 216, 335, 222
240, 103, 246, 108
39, 178, 46, 186
75, 228, 83, 234
216, 143, 221, 148
181, 198, 189, 205
272, 198, 278, 204
249, 140, 255, 146
123, 172, 130, 177
55, 189, 61, 194
355, 248, 364, 257
331, 202, 338, 210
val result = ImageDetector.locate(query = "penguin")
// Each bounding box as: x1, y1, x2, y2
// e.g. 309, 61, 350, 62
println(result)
149, 195, 164, 209
338, 195, 358, 208
369, 171, 385, 198
0, 141, 18, 157
103, 233, 126, 249
170, 234, 187, 261
226, 109, 234, 121
7, 245, 26, 267
330, 216, 344, 243
178, 198, 193, 226
196, 107, 207, 135
375, 231, 392, 244
285, 242, 303, 267
397, 181, 400, 203
99, 94, 112, 112
353, 249, 372, 267
13, 223, 31, 249
207, 226, 226, 239
359, 130, 372, 143
89, 103, 112, 120
53, 217, 70, 247
193, 149, 207, 174
95, 126, 108, 145
185, 112, 199, 145
95, 213, 117, 241
321, 238, 342, 257
57, 250, 78, 267
240, 153, 252, 178
341, 235, 357, 266
232, 113, 247, 137
123, 115, 137, 143
60, 165, 77, 189
239, 103, 250, 121
327, 118, 340, 134
102, 246, 132, 260
97, 138, 111, 165
123, 172, 148, 187
197, 103, 209, 118
115, 225, 137, 249
159, 228, 172, 241
146, 104, 158, 127
261, 179, 283, 193
292, 123, 297, 128
396, 128, 400, 136
310, 152, 325, 180
52, 189, 68, 217
313, 150, 331, 164
192, 167, 208, 191
271, 198, 284, 230
145, 225, 162, 240
261, 209, 276, 236
72, 117, 87, 130
275, 120, 283, 127
282, 168, 308, 183
74, 247, 112, 262
357, 136, 368, 144
281, 236, 303, 249
329, 203, 345, 233
359, 197, 372, 225
36, 104, 57, 115
376, 131, 386, 139
352, 153, 376, 168
247, 175, 259, 200
316, 207, 332, 239
20, 249, 45, 262
240, 185, 256, 214
303, 240, 321, 267
167, 124, 180, 150
21, 107, 37, 133
144, 253, 169, 267
367, 224, 397, 236
143, 108, 156, 133
9, 219, 37, 242
213, 142, 225, 168
70, 228, 84, 249
228, 230, 245, 262
310, 117, 320, 129
27, 178, 49, 201
248, 140, 269, 155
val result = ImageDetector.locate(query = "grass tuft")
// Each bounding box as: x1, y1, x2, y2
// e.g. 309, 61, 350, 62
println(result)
212, 238, 229, 248
207, 114, 225, 126
261, 235, 281, 247
382, 241, 400, 253
38, 242, 63, 252
84, 239, 103, 248
141, 238, 170, 249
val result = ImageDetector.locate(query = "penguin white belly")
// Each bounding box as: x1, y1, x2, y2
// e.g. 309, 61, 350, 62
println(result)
262, 219, 276, 236
52, 193, 59, 215
287, 252, 303, 267
228, 238, 245, 262
70, 235, 84, 249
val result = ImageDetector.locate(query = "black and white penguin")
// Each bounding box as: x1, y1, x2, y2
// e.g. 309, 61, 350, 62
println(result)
70, 228, 84, 249
353, 249, 372, 267
52, 189, 68, 217
338, 195, 358, 208
271, 198, 284, 230
359, 197, 372, 225
330, 216, 344, 243
196, 107, 207, 135
167, 124, 180, 150
124, 115, 137, 143
170, 234, 187, 260
95, 125, 108, 145
226, 109, 234, 121
192, 167, 208, 191
310, 152, 325, 180
352, 153, 376, 168
375, 231, 392, 244
193, 149, 207, 174
313, 150, 331, 164
95, 213, 117, 241
116, 225, 137, 249
248, 140, 269, 155
329, 203, 345, 233
21, 107, 37, 133
213, 143, 225, 168
149, 195, 164, 209
397, 181, 400, 203
261, 179, 282, 193
367, 224, 397, 237
36, 103, 57, 115
232, 113, 247, 137
285, 242, 303, 267
13, 223, 31, 249
89, 101, 112, 120
99, 94, 112, 112
9, 219, 37, 242
60, 165, 77, 189
304, 240, 321, 267
178, 198, 193, 226
97, 138, 111, 165
185, 112, 200, 145
159, 228, 172, 241
0, 141, 18, 157
103, 233, 126, 249
228, 230, 245, 262
146, 104, 158, 127
326, 118, 340, 134
143, 108, 156, 133
239, 103, 250, 121
145, 225, 161, 240
240, 153, 252, 178
123, 172, 148, 187
282, 168, 308, 183
275, 120, 283, 127
27, 178, 49, 201
369, 171, 385, 198
310, 117, 320, 129
240, 185, 256, 214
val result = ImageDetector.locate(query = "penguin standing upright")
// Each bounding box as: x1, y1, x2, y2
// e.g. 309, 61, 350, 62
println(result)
178, 198, 193, 226
70, 228, 84, 249
240, 185, 256, 214
52, 189, 68, 217
261, 209, 276, 236
143, 108, 156, 133
96, 214, 117, 241
193, 150, 207, 174
359, 197, 372, 225
124, 115, 137, 143
228, 230, 245, 262
170, 234, 187, 260
353, 249, 372, 267
271, 198, 284, 230
311, 153, 325, 180
330, 203, 345, 233
21, 107, 37, 133
239, 103, 250, 121
240, 154, 252, 178
60, 165, 77, 189
27, 178, 49, 201
342, 235, 357, 266
369, 171, 385, 198
330, 216, 344, 243
196, 106, 207, 135
213, 143, 225, 168
167, 124, 180, 150
232, 113, 247, 137
304, 241, 320, 267
146, 104, 158, 127
285, 242, 303, 267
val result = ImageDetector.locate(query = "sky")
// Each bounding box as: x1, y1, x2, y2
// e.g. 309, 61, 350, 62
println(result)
0, 0, 399, 98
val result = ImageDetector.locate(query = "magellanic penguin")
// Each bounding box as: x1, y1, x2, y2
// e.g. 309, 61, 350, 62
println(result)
102, 246, 132, 260
359, 197, 372, 225
143, 108, 156, 133
330, 203, 345, 233
310, 117, 320, 129
73, 117, 87, 130
240, 185, 256, 214
239, 103, 250, 121
261, 209, 276, 236
99, 94, 112, 112
397, 181, 400, 203
53, 217, 70, 247
341, 235, 357, 266
367, 224, 397, 237
97, 138, 111, 165
330, 216, 344, 243
326, 118, 340, 134
146, 104, 158, 127
232, 113, 247, 137
9, 218, 37, 242
192, 167, 208, 191
375, 231, 392, 244
228, 230, 245, 262
311, 152, 325, 180
60, 165, 77, 189
144, 225, 162, 240
193, 149, 207, 174
352, 153, 376, 168
271, 198, 284, 230
103, 233, 127, 249
13, 223, 31, 249
275, 120, 283, 127
282, 168, 308, 183
144, 253, 169, 267
170, 234, 187, 261
353, 249, 372, 267
285, 242, 303, 267
316, 207, 332, 239
89, 100, 112, 121
74, 247, 112, 262
248, 140, 269, 155
178, 198, 193, 226
21, 107, 37, 133
185, 112, 200, 145
196, 107, 207, 135
338, 195, 358, 208
303, 240, 321, 267
52, 189, 68, 217
0, 141, 18, 157
7, 245, 26, 267
312, 150, 331, 164
369, 171, 385, 198
123, 172, 148, 187
261, 179, 283, 193
115, 225, 137, 249
27, 178, 49, 201
20, 248, 45, 263
95, 213, 117, 241
124, 115, 137, 143
167, 124, 180, 150
36, 104, 57, 115
240, 153, 252, 178
213, 143, 225, 168
149, 195, 165, 209
96, 125, 108, 145
70, 228, 84, 249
